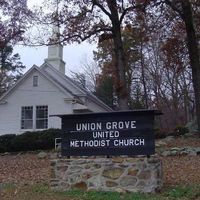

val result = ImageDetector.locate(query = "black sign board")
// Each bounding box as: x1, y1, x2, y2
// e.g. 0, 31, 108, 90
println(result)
56, 110, 161, 156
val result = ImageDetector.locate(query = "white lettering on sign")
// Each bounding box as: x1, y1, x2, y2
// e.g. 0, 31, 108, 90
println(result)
70, 140, 79, 147
93, 131, 119, 138
70, 139, 110, 148
76, 122, 102, 131
70, 139, 145, 148
75, 121, 136, 132
106, 121, 136, 130
114, 139, 145, 146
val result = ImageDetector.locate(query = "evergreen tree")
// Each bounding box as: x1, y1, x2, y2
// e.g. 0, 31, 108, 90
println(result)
0, 45, 25, 96
95, 75, 115, 109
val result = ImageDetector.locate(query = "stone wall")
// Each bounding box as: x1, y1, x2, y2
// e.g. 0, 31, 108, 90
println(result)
50, 156, 162, 193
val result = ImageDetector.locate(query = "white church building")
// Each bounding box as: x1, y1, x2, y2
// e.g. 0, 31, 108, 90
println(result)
0, 37, 112, 135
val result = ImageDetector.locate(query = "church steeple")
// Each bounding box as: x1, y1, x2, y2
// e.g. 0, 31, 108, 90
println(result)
45, 0, 65, 74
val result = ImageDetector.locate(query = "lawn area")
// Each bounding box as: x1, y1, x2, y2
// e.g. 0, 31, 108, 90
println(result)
1, 183, 200, 200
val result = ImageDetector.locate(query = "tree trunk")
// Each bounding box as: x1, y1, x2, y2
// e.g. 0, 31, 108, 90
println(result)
107, 0, 129, 110
181, 0, 200, 133
140, 42, 148, 108
112, 31, 129, 110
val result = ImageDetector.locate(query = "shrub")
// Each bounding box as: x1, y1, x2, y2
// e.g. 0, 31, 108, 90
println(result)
154, 128, 170, 139
174, 126, 189, 136
0, 129, 62, 153
0, 134, 16, 153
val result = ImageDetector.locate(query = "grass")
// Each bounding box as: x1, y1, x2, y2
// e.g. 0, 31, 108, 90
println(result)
164, 185, 200, 199
0, 183, 200, 200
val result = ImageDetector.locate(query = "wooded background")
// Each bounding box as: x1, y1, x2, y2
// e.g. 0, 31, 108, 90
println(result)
0, 0, 199, 133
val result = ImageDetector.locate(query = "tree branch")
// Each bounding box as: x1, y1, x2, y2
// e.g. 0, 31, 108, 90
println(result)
120, 6, 135, 24
119, 0, 151, 24
63, 27, 112, 43
164, 0, 184, 19
92, 0, 112, 18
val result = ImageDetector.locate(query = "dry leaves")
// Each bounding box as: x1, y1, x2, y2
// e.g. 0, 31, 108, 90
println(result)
0, 136, 199, 186
0, 153, 50, 184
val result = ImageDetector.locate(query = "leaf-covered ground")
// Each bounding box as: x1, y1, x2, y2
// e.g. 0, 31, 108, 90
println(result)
0, 135, 199, 199
0, 154, 50, 184
0, 153, 199, 187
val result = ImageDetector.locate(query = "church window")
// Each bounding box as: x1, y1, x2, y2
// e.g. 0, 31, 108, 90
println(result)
33, 76, 38, 87
36, 105, 48, 129
21, 106, 33, 129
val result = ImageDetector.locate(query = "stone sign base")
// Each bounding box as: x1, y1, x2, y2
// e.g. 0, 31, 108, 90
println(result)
50, 156, 162, 193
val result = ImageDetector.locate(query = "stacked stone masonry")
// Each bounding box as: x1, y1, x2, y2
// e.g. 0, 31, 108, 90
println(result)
50, 156, 162, 193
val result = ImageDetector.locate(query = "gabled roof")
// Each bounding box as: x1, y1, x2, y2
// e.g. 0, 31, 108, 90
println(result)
0, 64, 74, 102
41, 62, 112, 111
0, 62, 112, 111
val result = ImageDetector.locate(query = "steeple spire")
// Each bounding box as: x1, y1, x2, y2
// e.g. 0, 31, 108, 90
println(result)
45, 0, 65, 74
51, 0, 60, 43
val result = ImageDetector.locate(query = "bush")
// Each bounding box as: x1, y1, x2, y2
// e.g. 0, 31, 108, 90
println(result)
174, 126, 189, 136
0, 129, 62, 153
154, 128, 170, 139
0, 134, 16, 152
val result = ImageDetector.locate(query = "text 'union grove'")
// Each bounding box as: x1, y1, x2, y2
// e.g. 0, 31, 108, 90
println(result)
76, 121, 136, 131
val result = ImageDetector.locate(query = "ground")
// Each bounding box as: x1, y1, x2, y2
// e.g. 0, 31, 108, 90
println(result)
0, 134, 199, 199
0, 154, 50, 184
159, 134, 200, 186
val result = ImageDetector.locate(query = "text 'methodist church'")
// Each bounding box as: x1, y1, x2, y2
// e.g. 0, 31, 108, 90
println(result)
0, 27, 111, 135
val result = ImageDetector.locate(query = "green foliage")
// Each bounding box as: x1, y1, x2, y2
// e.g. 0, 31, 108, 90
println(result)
122, 193, 155, 200
0, 183, 16, 191
64, 185, 200, 200
65, 190, 120, 200
31, 184, 50, 194
1, 184, 200, 200
129, 98, 146, 110
0, 129, 62, 153
0, 44, 25, 95
128, 81, 146, 109
165, 185, 200, 199
93, 26, 142, 110
94, 76, 115, 108
0, 134, 16, 152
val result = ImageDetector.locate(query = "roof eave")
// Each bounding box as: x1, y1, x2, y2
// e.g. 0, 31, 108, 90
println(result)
0, 65, 39, 101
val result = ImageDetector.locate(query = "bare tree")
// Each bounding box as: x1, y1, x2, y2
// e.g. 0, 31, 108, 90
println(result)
35, 0, 152, 110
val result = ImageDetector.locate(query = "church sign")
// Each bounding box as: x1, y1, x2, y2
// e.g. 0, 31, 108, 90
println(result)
58, 110, 161, 156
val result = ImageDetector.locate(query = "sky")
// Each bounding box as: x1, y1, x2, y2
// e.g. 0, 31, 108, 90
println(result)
14, 42, 96, 75
14, 0, 96, 75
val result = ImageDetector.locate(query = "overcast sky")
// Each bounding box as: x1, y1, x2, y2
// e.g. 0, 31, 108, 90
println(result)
14, 0, 96, 75
14, 42, 96, 75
